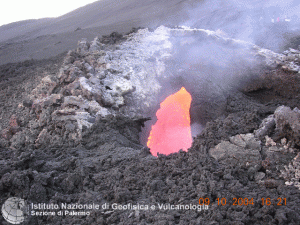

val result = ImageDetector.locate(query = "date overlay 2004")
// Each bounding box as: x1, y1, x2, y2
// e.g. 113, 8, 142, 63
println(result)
198, 197, 287, 206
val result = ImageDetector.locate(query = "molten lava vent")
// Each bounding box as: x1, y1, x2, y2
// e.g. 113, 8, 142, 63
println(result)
147, 87, 192, 156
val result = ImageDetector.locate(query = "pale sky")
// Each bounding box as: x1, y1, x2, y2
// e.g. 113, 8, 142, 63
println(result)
0, 0, 99, 27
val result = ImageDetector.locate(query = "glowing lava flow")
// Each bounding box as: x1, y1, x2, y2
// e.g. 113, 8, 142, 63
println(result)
147, 87, 192, 157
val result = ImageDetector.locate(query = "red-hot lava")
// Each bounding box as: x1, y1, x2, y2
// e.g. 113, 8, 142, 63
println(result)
147, 87, 192, 157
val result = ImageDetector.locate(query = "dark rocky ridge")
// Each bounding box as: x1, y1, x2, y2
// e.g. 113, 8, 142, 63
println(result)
0, 27, 300, 224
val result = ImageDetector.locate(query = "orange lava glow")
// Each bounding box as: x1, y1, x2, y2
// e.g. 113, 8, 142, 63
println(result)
147, 87, 192, 157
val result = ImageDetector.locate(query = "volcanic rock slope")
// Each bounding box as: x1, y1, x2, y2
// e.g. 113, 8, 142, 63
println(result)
0, 0, 191, 66
0, 26, 300, 224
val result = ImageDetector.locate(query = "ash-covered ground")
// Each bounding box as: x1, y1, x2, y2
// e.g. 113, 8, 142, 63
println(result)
1, 25, 300, 225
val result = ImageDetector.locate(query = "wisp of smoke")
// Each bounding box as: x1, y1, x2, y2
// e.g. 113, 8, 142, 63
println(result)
141, 0, 300, 144
181, 0, 300, 52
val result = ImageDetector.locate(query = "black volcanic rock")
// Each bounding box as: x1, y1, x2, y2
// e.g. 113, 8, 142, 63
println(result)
1, 26, 300, 225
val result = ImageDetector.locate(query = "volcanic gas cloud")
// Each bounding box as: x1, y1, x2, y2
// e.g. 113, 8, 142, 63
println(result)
147, 87, 192, 157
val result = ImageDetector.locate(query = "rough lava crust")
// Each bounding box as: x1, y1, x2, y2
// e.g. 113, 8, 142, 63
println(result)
0, 26, 300, 224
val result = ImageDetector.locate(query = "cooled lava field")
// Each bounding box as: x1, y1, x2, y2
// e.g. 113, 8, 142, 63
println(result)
1, 1, 300, 225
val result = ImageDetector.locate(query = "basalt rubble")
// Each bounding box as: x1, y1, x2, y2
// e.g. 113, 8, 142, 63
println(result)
0, 26, 300, 224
